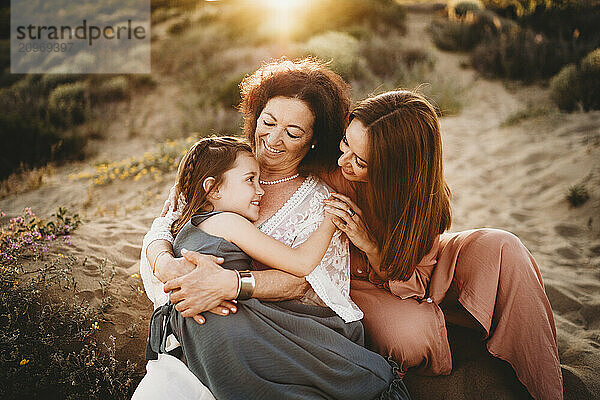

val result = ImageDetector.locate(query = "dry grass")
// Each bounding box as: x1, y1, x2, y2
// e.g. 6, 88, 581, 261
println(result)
0, 165, 55, 199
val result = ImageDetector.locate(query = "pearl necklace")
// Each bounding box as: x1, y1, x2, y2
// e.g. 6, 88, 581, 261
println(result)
259, 173, 300, 185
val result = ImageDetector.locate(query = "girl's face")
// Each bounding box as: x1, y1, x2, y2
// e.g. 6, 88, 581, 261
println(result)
254, 96, 315, 175
338, 119, 369, 182
212, 153, 265, 222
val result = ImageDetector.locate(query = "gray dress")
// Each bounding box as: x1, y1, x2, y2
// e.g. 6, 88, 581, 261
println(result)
146, 211, 410, 400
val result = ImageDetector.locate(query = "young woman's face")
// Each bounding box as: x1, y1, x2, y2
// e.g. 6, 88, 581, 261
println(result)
338, 119, 369, 182
213, 153, 265, 222
254, 96, 315, 175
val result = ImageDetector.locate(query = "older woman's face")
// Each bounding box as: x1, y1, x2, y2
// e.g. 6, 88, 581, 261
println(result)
255, 97, 315, 174
338, 119, 369, 182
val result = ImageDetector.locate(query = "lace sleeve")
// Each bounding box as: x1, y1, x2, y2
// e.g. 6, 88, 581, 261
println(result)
140, 197, 183, 309
292, 187, 364, 323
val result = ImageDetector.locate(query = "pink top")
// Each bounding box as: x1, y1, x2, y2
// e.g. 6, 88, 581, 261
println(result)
320, 169, 563, 400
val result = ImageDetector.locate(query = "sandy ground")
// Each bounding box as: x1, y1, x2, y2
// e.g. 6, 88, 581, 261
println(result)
2, 8, 599, 400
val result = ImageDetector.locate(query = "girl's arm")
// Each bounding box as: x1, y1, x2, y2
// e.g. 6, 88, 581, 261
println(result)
204, 212, 337, 277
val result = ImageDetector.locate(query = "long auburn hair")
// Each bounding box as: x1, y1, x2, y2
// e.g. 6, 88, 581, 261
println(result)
239, 57, 350, 175
352, 90, 452, 281
171, 136, 253, 237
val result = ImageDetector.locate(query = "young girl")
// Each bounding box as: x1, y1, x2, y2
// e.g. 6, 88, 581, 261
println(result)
169, 136, 338, 283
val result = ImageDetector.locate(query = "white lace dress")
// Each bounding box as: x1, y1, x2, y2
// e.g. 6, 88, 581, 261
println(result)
133, 175, 363, 399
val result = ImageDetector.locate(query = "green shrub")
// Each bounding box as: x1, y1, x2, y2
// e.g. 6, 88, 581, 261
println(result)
48, 82, 89, 127
471, 27, 578, 81
302, 31, 369, 81
215, 72, 246, 109
0, 6, 9, 40
550, 48, 600, 111
0, 76, 89, 179
481, 0, 600, 66
501, 105, 552, 126
566, 184, 589, 207
360, 33, 435, 82
550, 64, 580, 111
453, 0, 483, 17
90, 76, 130, 103
129, 74, 157, 89
167, 17, 191, 35
151, 7, 178, 25
0, 113, 87, 180
431, 9, 515, 52
40, 74, 82, 94
0, 39, 21, 89
482, 0, 600, 32
578, 48, 600, 110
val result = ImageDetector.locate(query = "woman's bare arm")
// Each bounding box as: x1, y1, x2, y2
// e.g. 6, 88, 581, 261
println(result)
151, 240, 310, 302
147, 239, 195, 283
252, 269, 310, 301
165, 250, 310, 319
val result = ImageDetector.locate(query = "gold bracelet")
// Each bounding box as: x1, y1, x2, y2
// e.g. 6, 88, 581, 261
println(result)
233, 270, 242, 299
152, 249, 173, 273
236, 270, 255, 300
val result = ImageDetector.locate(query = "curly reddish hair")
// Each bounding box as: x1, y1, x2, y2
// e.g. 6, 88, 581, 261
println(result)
239, 58, 351, 175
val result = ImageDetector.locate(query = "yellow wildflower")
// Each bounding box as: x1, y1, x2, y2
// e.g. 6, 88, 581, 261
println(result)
20, 359, 29, 366
92, 322, 99, 330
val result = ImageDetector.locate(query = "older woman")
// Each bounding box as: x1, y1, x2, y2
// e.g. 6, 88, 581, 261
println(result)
136, 59, 409, 400
324, 90, 562, 400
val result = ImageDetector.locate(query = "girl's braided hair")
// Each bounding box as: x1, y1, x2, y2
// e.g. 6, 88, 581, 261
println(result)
171, 136, 253, 237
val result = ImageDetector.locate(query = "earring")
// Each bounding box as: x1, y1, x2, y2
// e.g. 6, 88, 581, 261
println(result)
311, 144, 316, 149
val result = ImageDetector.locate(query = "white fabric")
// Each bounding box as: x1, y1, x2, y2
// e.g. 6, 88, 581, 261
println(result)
140, 199, 180, 310
131, 354, 216, 400
135, 175, 362, 399
257, 175, 363, 323
140, 175, 363, 322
